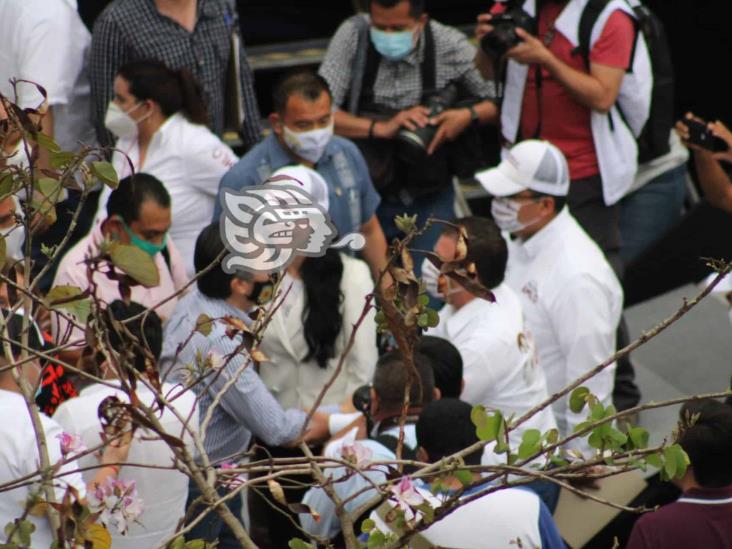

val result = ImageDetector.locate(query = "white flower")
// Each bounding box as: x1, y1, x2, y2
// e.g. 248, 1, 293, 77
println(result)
89, 477, 143, 535
340, 442, 373, 469
56, 432, 86, 456
389, 476, 424, 512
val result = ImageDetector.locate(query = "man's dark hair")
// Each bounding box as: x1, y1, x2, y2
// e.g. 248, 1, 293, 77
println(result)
372, 350, 435, 415
417, 399, 482, 466
194, 222, 252, 300
678, 399, 732, 488
442, 216, 508, 289
104, 300, 163, 374
106, 173, 170, 225
370, 0, 425, 18
272, 70, 332, 114
416, 336, 463, 399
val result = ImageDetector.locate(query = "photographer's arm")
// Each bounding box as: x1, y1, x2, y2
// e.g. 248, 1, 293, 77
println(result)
474, 13, 497, 81
509, 28, 625, 113
333, 107, 431, 140
692, 151, 732, 213
427, 100, 499, 155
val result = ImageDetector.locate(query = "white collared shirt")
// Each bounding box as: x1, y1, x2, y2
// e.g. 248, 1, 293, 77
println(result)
0, 389, 86, 549
505, 208, 623, 454
95, 113, 238, 277
0, 0, 96, 153
53, 381, 198, 549
427, 283, 558, 465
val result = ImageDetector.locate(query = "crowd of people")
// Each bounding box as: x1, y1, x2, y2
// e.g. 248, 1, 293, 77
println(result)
2, 0, 732, 547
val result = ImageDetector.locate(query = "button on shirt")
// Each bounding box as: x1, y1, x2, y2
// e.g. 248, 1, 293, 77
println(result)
51, 223, 189, 348
94, 112, 238, 277
0, 0, 96, 152
0, 390, 87, 549
160, 289, 306, 462
505, 208, 623, 453
427, 283, 557, 466
54, 381, 198, 549
90, 0, 262, 147
319, 16, 495, 111
215, 134, 380, 237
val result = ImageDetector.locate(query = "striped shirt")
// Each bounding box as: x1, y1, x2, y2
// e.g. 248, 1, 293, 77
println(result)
90, 0, 262, 148
160, 289, 305, 463
319, 15, 496, 111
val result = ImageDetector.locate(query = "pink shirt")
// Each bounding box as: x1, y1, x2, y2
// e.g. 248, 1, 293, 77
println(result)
51, 223, 189, 347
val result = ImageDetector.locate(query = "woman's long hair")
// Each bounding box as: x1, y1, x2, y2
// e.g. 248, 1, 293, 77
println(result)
300, 249, 344, 369
117, 59, 208, 125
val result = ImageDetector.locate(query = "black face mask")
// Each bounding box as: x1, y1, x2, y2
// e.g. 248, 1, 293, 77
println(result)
247, 281, 274, 306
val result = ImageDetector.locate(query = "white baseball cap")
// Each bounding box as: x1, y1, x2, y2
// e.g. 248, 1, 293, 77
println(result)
475, 140, 570, 197
268, 165, 330, 211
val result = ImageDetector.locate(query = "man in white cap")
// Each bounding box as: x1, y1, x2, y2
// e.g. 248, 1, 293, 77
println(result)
476, 139, 623, 455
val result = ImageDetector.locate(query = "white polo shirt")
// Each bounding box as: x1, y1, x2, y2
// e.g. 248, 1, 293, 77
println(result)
95, 113, 238, 277
0, 389, 86, 548
505, 208, 623, 454
0, 0, 95, 153
53, 381, 198, 549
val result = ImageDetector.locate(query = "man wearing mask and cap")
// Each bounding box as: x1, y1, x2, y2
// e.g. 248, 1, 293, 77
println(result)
52, 173, 189, 365
215, 69, 387, 276
476, 139, 623, 456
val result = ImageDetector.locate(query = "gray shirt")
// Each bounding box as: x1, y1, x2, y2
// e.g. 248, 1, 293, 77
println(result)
161, 289, 305, 462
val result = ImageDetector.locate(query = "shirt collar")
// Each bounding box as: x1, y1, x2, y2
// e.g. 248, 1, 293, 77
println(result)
515, 206, 571, 260
683, 484, 732, 501
149, 112, 185, 148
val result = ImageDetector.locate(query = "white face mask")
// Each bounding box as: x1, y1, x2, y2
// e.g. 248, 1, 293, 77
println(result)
491, 197, 542, 234
1, 224, 25, 262
104, 101, 147, 140
282, 122, 333, 164
421, 258, 442, 299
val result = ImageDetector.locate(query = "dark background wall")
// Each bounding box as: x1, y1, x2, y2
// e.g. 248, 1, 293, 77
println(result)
77, 0, 732, 124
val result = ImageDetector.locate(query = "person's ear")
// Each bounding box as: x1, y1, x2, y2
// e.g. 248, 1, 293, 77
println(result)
433, 387, 441, 401
101, 217, 125, 241
369, 387, 379, 416
417, 446, 430, 463
230, 276, 252, 298
460, 378, 465, 395
417, 13, 428, 31
269, 112, 283, 136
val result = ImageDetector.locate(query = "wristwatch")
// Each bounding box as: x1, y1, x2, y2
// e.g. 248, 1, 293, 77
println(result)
467, 105, 480, 127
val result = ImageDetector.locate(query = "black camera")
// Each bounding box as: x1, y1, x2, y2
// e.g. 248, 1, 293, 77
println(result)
395, 84, 459, 164
352, 384, 372, 415
682, 118, 728, 153
480, 7, 536, 59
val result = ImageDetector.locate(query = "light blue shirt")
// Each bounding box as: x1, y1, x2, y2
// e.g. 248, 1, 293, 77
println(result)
214, 134, 381, 237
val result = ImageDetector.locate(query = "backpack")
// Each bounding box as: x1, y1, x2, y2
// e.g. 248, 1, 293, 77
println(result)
576, 0, 674, 163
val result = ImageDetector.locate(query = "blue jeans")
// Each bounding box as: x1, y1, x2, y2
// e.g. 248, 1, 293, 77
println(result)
377, 186, 456, 278
619, 164, 688, 264
184, 478, 244, 549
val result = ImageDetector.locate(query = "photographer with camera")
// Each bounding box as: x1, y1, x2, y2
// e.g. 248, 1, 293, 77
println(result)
319, 0, 498, 263
623, 114, 732, 306
475, 0, 649, 263
299, 350, 440, 541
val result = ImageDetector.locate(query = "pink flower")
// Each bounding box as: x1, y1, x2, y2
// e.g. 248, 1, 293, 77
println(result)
340, 442, 373, 469
89, 477, 144, 535
389, 476, 424, 511
56, 432, 86, 456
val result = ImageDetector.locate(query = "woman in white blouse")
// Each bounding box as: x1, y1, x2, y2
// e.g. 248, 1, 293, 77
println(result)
95, 60, 238, 277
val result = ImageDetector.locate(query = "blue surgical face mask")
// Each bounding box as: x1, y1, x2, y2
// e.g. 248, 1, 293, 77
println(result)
369, 27, 415, 60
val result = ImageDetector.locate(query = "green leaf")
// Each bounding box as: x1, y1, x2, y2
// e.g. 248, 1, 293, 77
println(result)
184, 540, 209, 549
663, 444, 690, 480
425, 307, 439, 327
40, 243, 57, 260
628, 426, 650, 450
90, 161, 119, 189
518, 429, 542, 459
590, 402, 606, 421
472, 406, 502, 442
196, 314, 213, 336
45, 285, 91, 323
573, 421, 592, 434
494, 416, 508, 453
569, 386, 591, 413
645, 452, 663, 469
588, 430, 604, 450
35, 132, 60, 152
417, 312, 429, 327
86, 523, 111, 549
394, 213, 418, 234
415, 501, 435, 525
36, 177, 62, 201
168, 537, 186, 549
50, 150, 76, 169
367, 529, 386, 549
361, 518, 376, 534
109, 242, 160, 287
663, 445, 678, 479
418, 294, 429, 307
288, 539, 315, 549
0, 173, 15, 200
606, 428, 628, 449
454, 469, 473, 487
3, 519, 35, 546
550, 455, 569, 467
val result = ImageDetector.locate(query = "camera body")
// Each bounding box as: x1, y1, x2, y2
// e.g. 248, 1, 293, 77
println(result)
683, 118, 728, 152
352, 384, 372, 415
480, 7, 536, 59
395, 84, 459, 164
